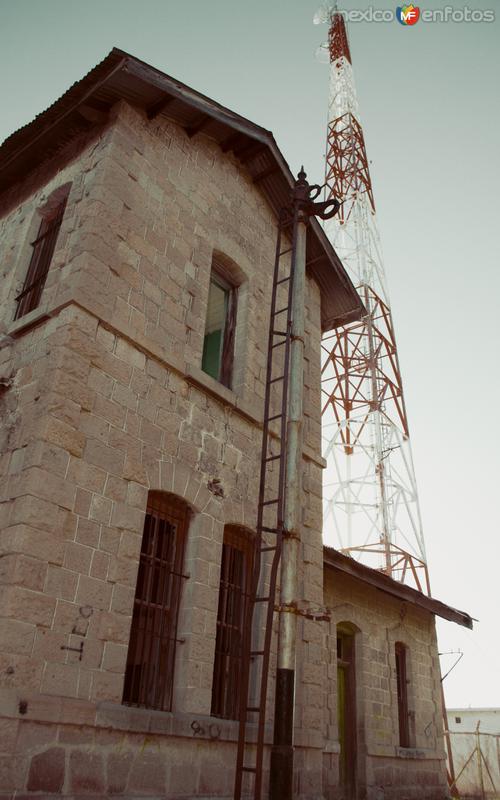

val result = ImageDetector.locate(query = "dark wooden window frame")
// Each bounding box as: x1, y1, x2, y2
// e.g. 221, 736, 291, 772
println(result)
202, 262, 237, 389
395, 641, 410, 747
14, 194, 68, 320
122, 492, 190, 712
211, 525, 255, 720
337, 625, 357, 798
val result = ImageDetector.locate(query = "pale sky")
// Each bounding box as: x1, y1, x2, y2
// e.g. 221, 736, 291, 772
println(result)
1, 0, 499, 709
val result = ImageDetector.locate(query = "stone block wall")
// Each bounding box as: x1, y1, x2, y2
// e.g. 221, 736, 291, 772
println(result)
0, 99, 327, 797
323, 568, 449, 800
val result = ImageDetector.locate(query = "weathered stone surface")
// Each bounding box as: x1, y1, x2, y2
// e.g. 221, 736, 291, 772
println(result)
69, 749, 105, 794
107, 751, 132, 794
27, 747, 65, 793
0, 618, 35, 656
127, 748, 166, 794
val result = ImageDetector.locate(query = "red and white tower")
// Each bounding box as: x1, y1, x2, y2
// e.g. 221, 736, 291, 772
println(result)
316, 6, 429, 592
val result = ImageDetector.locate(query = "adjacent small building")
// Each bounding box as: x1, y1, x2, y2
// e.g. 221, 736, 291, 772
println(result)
0, 50, 472, 799
447, 709, 500, 736
323, 550, 473, 800
446, 709, 499, 800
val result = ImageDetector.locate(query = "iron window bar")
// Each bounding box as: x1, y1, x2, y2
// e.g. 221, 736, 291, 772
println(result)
14, 197, 68, 320
211, 527, 255, 720
122, 492, 189, 713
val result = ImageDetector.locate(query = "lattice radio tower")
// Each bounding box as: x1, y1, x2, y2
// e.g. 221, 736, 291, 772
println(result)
315, 5, 429, 593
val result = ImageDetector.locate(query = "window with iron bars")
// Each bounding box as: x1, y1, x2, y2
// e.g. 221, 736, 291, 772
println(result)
211, 526, 255, 720
122, 492, 189, 712
14, 192, 69, 320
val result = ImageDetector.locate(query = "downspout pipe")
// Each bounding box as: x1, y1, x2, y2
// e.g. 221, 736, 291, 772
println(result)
269, 169, 309, 800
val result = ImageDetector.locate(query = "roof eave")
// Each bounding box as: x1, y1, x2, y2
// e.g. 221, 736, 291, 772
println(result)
0, 49, 364, 332
323, 547, 474, 630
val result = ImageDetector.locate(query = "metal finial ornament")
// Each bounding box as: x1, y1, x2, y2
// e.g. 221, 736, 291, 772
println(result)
292, 170, 340, 221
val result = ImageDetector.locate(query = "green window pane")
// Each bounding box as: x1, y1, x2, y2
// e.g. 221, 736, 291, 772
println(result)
202, 329, 223, 380
202, 278, 228, 381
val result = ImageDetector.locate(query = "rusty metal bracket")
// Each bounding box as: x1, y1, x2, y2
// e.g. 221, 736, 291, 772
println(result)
306, 185, 341, 221
282, 530, 301, 542
283, 170, 341, 224
274, 603, 331, 622
291, 170, 341, 222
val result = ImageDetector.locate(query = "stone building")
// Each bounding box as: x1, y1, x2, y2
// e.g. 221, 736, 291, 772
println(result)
0, 50, 472, 799
323, 549, 472, 800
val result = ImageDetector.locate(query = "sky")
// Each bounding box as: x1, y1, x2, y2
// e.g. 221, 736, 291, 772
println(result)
1, 0, 499, 710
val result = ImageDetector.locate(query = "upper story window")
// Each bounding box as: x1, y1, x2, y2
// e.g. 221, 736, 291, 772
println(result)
211, 525, 255, 720
14, 186, 70, 320
202, 264, 237, 389
122, 491, 190, 712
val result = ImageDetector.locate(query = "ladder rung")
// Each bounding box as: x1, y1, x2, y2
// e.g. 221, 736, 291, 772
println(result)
236, 218, 295, 797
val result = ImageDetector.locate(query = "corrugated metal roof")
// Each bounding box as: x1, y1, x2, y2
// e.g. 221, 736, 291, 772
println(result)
0, 48, 364, 331
324, 546, 474, 629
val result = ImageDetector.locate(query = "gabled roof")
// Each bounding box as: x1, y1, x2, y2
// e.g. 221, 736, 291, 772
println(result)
324, 546, 474, 629
0, 48, 364, 332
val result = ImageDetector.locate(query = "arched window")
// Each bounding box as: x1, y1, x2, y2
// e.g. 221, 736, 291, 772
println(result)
122, 491, 190, 712
15, 183, 70, 319
337, 622, 358, 798
211, 525, 255, 719
202, 258, 238, 388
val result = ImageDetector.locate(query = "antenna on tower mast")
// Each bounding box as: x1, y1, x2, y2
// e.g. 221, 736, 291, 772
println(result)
315, 5, 430, 594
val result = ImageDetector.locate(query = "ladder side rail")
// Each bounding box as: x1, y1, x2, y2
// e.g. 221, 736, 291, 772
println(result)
253, 211, 296, 800
235, 212, 293, 800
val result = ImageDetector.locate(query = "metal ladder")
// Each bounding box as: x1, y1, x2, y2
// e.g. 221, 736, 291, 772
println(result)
234, 209, 295, 800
